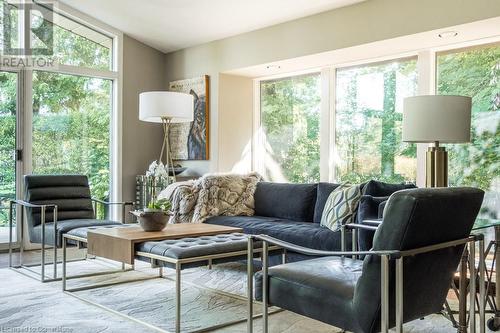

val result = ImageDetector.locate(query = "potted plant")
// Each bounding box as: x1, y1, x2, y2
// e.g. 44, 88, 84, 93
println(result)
131, 197, 172, 231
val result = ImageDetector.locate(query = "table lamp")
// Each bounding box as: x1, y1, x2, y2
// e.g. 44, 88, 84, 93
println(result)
139, 91, 193, 182
403, 95, 472, 187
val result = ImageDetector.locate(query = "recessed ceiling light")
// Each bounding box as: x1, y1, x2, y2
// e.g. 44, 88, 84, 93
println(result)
266, 64, 281, 70
438, 31, 458, 38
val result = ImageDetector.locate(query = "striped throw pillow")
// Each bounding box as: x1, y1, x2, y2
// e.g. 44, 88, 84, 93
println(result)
320, 184, 362, 232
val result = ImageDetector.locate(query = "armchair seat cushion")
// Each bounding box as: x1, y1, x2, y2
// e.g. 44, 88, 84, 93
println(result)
205, 216, 344, 251
31, 219, 121, 247
255, 256, 364, 331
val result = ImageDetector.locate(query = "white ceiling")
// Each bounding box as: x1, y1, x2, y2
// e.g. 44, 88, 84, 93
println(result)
59, 0, 365, 53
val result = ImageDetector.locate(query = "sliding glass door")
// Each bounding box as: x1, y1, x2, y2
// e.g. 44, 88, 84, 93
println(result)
0, 1, 120, 246
0, 71, 19, 246
32, 71, 112, 206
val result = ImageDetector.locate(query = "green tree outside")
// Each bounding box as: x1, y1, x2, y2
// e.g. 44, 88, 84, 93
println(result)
0, 14, 112, 226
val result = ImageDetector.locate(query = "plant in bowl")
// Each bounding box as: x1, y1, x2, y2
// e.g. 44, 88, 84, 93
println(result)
131, 197, 172, 232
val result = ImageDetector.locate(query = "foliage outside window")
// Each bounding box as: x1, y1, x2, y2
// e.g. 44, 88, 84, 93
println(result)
437, 44, 500, 219
335, 58, 418, 184
32, 72, 112, 204
260, 74, 321, 183
0, 72, 17, 226
0, 3, 114, 227
31, 9, 112, 70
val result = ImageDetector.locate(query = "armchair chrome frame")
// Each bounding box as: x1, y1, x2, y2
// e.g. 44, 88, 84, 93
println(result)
247, 233, 485, 333
8, 198, 134, 283
344, 222, 486, 333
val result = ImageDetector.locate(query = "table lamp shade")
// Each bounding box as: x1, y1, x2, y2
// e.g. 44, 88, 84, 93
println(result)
403, 95, 472, 143
139, 91, 194, 123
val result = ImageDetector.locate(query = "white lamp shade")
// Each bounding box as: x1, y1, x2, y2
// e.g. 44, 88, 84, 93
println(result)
139, 91, 194, 123
403, 95, 472, 143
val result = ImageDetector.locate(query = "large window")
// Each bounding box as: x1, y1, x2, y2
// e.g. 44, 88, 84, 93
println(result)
437, 44, 500, 219
335, 58, 418, 183
32, 72, 112, 201
0, 1, 120, 245
32, 7, 113, 70
260, 73, 321, 183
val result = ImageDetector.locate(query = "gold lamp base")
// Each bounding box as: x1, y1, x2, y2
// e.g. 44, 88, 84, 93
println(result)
426, 142, 448, 187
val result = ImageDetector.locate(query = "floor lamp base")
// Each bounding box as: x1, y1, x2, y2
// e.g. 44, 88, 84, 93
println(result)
426, 143, 448, 187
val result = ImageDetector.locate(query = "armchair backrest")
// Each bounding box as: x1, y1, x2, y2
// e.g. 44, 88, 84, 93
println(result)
353, 187, 484, 333
24, 175, 95, 229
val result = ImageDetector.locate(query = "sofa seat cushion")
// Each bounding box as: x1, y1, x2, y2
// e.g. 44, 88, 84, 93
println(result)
254, 182, 317, 222
255, 256, 364, 331
31, 219, 121, 247
205, 216, 343, 251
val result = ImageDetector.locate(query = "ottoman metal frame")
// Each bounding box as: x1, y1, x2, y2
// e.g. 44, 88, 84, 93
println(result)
62, 232, 284, 333
8, 199, 133, 283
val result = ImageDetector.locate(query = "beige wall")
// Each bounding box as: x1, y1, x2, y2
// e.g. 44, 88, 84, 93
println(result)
122, 35, 165, 202
164, 0, 500, 175
218, 74, 254, 172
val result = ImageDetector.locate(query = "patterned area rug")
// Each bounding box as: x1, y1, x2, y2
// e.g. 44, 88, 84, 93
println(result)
0, 258, 463, 332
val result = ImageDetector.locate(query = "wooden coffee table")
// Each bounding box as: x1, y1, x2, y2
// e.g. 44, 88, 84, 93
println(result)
62, 223, 280, 333
87, 223, 243, 265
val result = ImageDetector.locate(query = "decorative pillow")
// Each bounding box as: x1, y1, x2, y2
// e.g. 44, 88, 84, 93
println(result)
320, 184, 362, 231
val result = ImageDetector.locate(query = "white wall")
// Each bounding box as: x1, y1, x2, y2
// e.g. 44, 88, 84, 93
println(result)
218, 74, 254, 172
164, 0, 500, 175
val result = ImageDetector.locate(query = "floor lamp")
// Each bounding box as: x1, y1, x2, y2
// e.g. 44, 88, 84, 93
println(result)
403, 95, 472, 187
139, 91, 194, 183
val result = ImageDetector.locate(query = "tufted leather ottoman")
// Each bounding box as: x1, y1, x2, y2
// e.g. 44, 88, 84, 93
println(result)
135, 232, 261, 269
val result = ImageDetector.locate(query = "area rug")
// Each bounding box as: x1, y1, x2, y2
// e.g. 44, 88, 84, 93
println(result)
0, 258, 464, 333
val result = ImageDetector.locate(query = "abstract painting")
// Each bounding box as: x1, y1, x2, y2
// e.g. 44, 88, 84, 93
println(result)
169, 75, 209, 160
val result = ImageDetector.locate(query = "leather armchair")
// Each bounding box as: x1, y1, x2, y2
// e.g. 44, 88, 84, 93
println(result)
9, 175, 133, 282
248, 187, 485, 333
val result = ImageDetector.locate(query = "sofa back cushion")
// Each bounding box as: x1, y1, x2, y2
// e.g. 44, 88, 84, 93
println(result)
362, 179, 416, 197
254, 182, 317, 222
313, 182, 340, 223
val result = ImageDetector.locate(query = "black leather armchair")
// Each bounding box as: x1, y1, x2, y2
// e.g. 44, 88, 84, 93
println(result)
248, 187, 485, 333
9, 175, 133, 282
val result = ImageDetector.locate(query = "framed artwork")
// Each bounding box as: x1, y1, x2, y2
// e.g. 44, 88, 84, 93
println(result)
168, 75, 210, 160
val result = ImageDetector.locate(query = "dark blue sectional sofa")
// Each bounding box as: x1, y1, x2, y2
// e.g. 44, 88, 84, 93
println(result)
206, 180, 416, 263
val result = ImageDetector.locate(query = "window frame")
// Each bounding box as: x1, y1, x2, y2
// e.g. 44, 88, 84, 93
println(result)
0, 1, 123, 248
254, 69, 323, 183
253, 37, 500, 187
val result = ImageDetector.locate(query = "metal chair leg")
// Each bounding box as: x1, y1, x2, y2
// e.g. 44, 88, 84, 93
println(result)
470, 243, 476, 333
41, 206, 46, 282
8, 201, 13, 268
262, 241, 269, 333
479, 239, 485, 333
53, 207, 58, 279
175, 262, 181, 333
247, 236, 254, 333
381, 255, 389, 333
62, 236, 67, 291
396, 257, 404, 333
